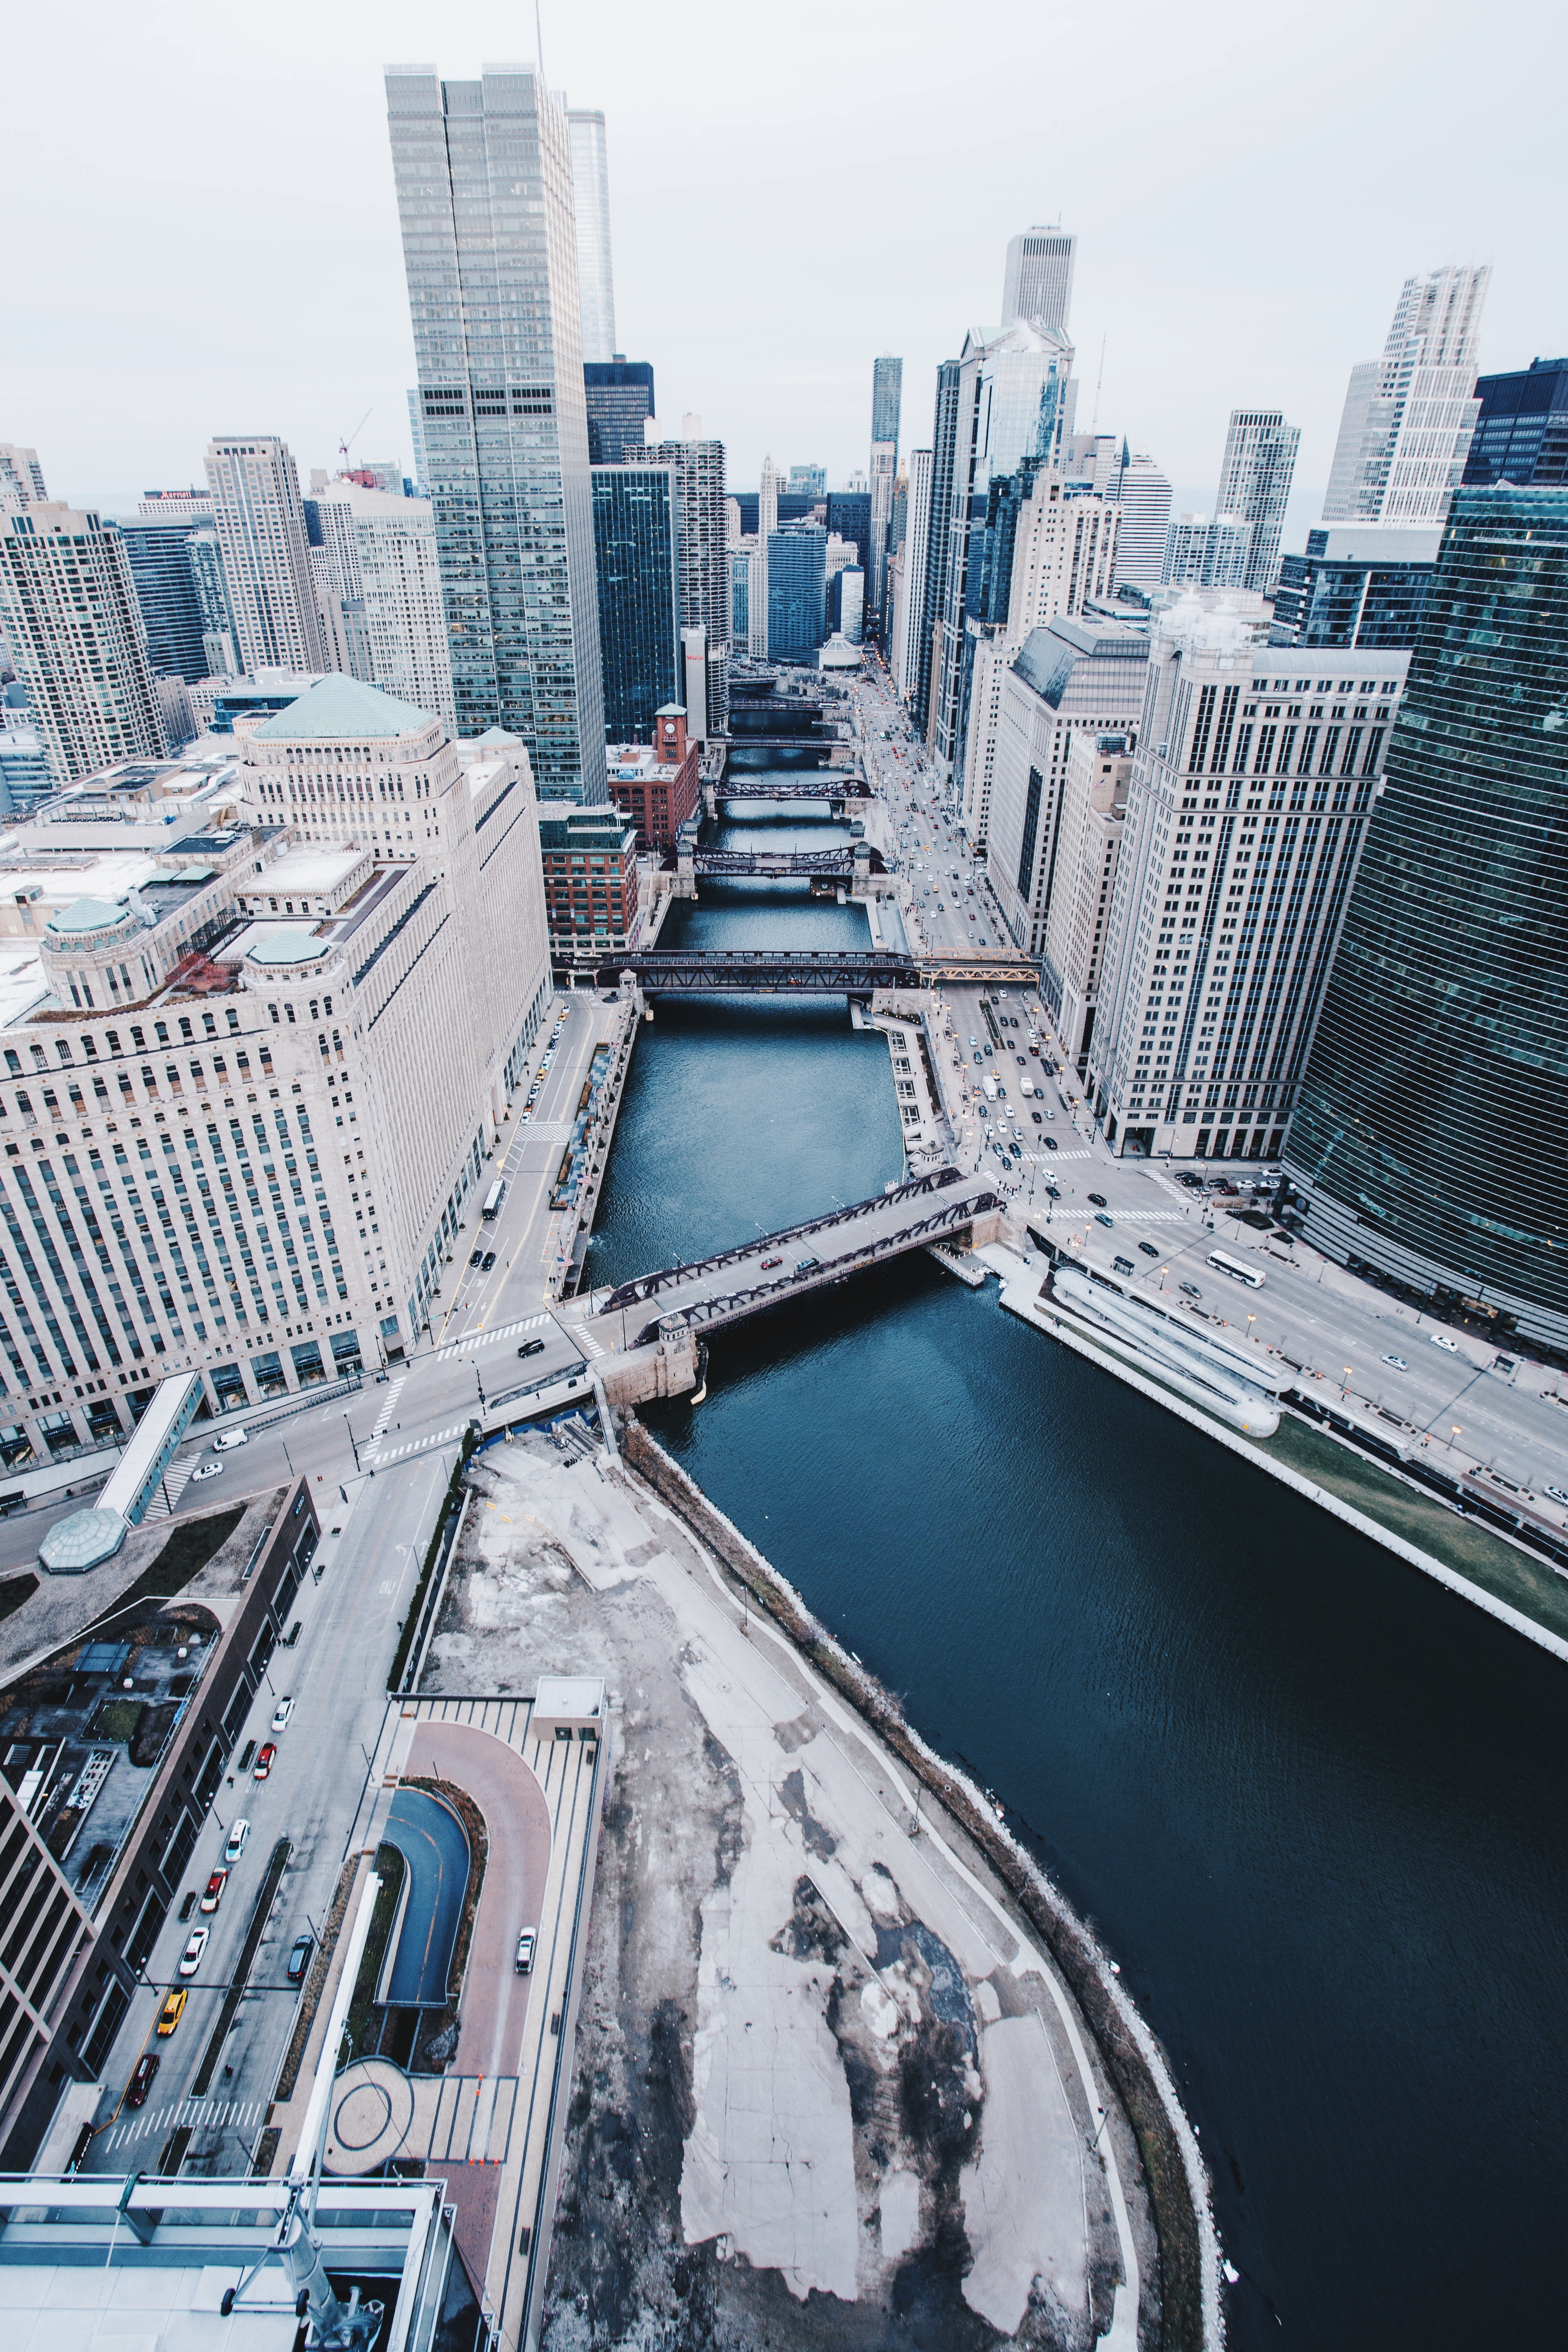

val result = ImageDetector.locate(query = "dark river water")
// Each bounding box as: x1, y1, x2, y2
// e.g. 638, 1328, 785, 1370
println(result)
588, 792, 1568, 2351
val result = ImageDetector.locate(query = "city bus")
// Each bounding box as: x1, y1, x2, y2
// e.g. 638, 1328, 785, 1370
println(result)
481, 1179, 505, 1220
1207, 1248, 1266, 1289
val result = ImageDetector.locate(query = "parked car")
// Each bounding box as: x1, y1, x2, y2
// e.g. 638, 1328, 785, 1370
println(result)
178, 1927, 209, 1978
469, 1249, 484, 1267
191, 1461, 223, 1482
286, 1932, 314, 1986
126, 2052, 159, 2108
156, 1990, 187, 2037
199, 1868, 228, 1914
481, 1251, 497, 1271
1139, 1241, 1160, 1259
514, 1929, 536, 1975
253, 1743, 277, 1780
517, 1338, 545, 1360
224, 1819, 251, 1864
270, 1697, 294, 1733
213, 1426, 249, 1451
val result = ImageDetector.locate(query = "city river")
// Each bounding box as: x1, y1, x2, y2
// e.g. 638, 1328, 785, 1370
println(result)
588, 789, 1568, 2352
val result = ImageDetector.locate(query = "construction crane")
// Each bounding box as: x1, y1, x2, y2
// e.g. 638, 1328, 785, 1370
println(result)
337, 409, 372, 468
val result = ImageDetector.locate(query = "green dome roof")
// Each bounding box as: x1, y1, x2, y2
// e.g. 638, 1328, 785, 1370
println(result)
247, 928, 327, 968
47, 897, 132, 936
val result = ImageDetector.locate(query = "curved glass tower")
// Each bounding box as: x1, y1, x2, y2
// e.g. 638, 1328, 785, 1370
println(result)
1285, 486, 1568, 1350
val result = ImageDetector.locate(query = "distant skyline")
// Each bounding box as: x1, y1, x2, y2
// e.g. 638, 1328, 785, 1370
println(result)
6, 0, 1562, 552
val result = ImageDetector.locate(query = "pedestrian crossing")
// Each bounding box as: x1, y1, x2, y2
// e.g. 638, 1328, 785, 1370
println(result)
142, 1461, 194, 1520
368, 1422, 467, 1466
435, 1313, 549, 1362
518, 1118, 573, 1142
370, 1374, 407, 1442
105, 2094, 265, 2150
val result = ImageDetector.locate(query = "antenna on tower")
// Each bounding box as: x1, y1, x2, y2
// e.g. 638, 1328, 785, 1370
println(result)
1092, 336, 1106, 430
337, 409, 372, 469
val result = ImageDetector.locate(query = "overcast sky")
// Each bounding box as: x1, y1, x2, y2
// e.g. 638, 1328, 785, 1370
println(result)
7, 0, 1562, 547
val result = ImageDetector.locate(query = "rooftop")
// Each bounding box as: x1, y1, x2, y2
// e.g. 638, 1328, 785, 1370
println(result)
251, 673, 438, 744
246, 928, 329, 968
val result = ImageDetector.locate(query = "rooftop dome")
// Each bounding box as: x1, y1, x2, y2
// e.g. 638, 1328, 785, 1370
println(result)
247, 928, 328, 968
40, 1507, 127, 1575
46, 897, 132, 937
251, 673, 435, 743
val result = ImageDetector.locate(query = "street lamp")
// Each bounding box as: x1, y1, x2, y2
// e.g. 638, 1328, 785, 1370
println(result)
343, 1413, 360, 1474
1449, 1424, 1462, 1453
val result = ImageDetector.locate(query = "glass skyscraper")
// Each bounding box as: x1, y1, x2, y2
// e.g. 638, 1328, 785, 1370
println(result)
385, 66, 606, 803
591, 465, 680, 740
767, 526, 827, 665
584, 361, 655, 464
1463, 355, 1568, 488
872, 356, 902, 458
115, 520, 208, 682
1271, 525, 1439, 650
1285, 486, 1568, 1351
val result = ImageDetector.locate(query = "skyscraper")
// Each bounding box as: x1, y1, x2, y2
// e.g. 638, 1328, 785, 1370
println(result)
311, 482, 457, 729
203, 436, 327, 674
893, 447, 934, 704
187, 528, 239, 675
116, 519, 209, 682
915, 362, 962, 740
1462, 354, 1568, 487
406, 389, 428, 495
767, 525, 827, 664
872, 356, 903, 458
567, 108, 616, 364
1215, 407, 1301, 593
1089, 601, 1409, 1160
1323, 263, 1491, 528
868, 442, 897, 627
583, 359, 655, 463
1284, 485, 1568, 1351
591, 463, 680, 739
386, 66, 606, 803
1270, 526, 1440, 649
753, 457, 781, 659
788, 465, 826, 499
1000, 227, 1077, 334
0, 505, 165, 784
929, 322, 1076, 783
1162, 512, 1253, 591
623, 434, 730, 733
1109, 446, 1174, 591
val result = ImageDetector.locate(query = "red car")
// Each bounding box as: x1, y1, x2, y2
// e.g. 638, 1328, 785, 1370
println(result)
199, 1868, 228, 1914
126, 2052, 159, 2109
253, 1743, 277, 1781
760, 1256, 783, 1271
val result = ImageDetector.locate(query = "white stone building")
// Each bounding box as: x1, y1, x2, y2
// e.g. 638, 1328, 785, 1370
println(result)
0, 677, 548, 1467
1323, 264, 1491, 528
308, 482, 456, 730
1088, 597, 1410, 1159
985, 616, 1149, 959
960, 475, 1120, 851
1040, 730, 1133, 1077
892, 447, 934, 706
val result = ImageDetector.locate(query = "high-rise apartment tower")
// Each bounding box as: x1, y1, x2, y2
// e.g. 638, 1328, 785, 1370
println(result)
203, 437, 327, 675
1215, 408, 1300, 593
0, 506, 165, 784
1323, 264, 1491, 528
386, 65, 606, 802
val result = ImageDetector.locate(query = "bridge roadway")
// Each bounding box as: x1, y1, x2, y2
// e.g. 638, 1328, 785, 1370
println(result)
585, 947, 1039, 992
569, 1166, 1003, 1351
674, 845, 888, 879
712, 774, 871, 798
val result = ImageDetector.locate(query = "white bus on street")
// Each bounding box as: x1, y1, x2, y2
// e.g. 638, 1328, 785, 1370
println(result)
1207, 1248, 1266, 1289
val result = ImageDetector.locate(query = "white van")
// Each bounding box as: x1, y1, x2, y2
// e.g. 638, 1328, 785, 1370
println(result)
983, 1075, 998, 1100
213, 1425, 250, 1451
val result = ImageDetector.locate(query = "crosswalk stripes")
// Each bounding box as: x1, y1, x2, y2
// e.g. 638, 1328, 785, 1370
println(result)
577, 1327, 604, 1358
435, 1312, 548, 1363
142, 1461, 194, 1521
368, 1423, 467, 1466
370, 1374, 407, 1442
107, 2095, 264, 2150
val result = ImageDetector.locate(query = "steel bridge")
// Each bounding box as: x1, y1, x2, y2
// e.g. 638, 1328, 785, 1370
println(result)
712, 774, 871, 799
583, 1167, 1003, 1349
677, 845, 888, 879
582, 947, 1039, 992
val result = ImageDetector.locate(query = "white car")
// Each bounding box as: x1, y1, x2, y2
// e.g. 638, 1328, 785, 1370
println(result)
270, 1697, 294, 1733
1544, 1485, 1568, 1507
190, 1459, 224, 1482
1380, 1353, 1409, 1371
1428, 1331, 1459, 1353
224, 1819, 251, 1864
178, 1926, 209, 1978
213, 1425, 249, 1450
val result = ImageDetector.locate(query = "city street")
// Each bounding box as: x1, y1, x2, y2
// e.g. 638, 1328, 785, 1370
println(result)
77, 1447, 453, 2175
844, 655, 1568, 1508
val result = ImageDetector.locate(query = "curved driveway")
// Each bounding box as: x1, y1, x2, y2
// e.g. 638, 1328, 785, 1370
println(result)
406, 1722, 551, 2076
382, 1787, 471, 2008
